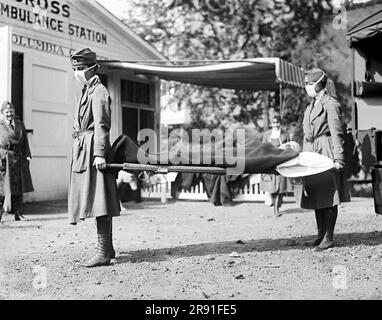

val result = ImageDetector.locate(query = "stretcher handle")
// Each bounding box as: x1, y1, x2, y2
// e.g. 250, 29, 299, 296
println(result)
106, 163, 227, 175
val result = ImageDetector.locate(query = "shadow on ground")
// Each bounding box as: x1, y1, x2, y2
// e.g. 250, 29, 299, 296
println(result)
23, 200, 68, 215
0, 224, 43, 230
114, 231, 382, 265
280, 208, 312, 215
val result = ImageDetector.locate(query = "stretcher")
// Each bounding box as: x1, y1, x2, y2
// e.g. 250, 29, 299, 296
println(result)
106, 150, 334, 178
106, 163, 228, 175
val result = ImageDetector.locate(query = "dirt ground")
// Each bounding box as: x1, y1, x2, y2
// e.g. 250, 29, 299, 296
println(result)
1, 196, 382, 300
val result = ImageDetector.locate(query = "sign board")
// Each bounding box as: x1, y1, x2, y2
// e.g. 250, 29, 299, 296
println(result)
0, 1, 107, 44
0, 0, 165, 62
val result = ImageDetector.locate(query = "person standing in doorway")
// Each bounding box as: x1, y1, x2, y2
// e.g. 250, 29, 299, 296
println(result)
260, 114, 292, 217
0, 101, 34, 222
69, 48, 121, 267
301, 68, 350, 251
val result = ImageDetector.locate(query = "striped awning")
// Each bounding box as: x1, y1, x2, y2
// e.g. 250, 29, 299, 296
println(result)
100, 57, 336, 96
347, 9, 382, 44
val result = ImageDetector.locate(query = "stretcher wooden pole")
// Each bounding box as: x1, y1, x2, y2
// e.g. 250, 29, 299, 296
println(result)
106, 163, 228, 175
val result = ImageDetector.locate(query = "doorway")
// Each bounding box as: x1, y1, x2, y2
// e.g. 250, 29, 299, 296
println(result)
11, 51, 23, 121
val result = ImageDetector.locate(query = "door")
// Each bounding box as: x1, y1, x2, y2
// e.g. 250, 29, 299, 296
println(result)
12, 52, 23, 121
23, 53, 74, 201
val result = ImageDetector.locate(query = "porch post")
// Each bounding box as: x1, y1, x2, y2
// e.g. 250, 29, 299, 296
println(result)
279, 83, 284, 119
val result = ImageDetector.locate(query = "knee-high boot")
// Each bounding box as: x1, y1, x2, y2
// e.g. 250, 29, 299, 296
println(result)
317, 206, 338, 251
273, 194, 282, 217
0, 195, 4, 223
13, 195, 24, 221
109, 218, 116, 259
85, 216, 111, 268
304, 209, 325, 246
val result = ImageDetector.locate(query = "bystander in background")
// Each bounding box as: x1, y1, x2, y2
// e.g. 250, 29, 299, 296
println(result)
260, 114, 293, 217
0, 101, 34, 222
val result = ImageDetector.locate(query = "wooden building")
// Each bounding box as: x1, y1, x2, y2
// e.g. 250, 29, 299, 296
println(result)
0, 0, 167, 201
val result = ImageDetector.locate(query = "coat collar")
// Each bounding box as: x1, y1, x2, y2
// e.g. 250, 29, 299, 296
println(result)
0, 118, 21, 134
308, 90, 330, 122
84, 75, 101, 95
78, 76, 100, 116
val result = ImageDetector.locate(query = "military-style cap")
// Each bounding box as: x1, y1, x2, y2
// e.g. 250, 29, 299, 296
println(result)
1, 101, 15, 112
305, 68, 327, 83
70, 48, 97, 67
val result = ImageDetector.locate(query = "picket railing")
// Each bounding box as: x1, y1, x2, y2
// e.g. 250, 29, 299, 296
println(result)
141, 174, 266, 203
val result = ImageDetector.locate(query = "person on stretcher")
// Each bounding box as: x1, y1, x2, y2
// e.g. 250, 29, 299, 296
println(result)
107, 132, 334, 178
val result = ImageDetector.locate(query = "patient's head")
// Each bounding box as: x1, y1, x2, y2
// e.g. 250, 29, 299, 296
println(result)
279, 141, 301, 153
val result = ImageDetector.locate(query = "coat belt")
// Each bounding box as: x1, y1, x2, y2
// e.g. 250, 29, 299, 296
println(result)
72, 129, 94, 139
305, 132, 331, 143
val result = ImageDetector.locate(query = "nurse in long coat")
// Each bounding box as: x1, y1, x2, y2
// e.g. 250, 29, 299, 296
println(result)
260, 114, 293, 217
0, 101, 34, 222
301, 68, 350, 251
69, 48, 121, 267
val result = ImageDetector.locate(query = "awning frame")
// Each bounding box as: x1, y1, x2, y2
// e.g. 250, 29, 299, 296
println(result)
347, 9, 382, 45
100, 58, 337, 118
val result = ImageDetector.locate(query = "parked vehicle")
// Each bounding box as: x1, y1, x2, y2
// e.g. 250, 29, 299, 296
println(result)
347, 9, 382, 214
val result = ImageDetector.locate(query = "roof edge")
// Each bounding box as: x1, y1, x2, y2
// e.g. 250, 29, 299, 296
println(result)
347, 8, 382, 35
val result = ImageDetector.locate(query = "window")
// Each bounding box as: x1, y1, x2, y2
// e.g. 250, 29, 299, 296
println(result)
121, 79, 152, 106
122, 108, 138, 142
121, 79, 155, 143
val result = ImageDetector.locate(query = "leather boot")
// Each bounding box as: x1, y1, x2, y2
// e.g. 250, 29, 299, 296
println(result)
14, 211, 21, 221
109, 218, 116, 259
273, 194, 282, 217
85, 216, 111, 268
0, 196, 4, 223
316, 206, 338, 251
14, 210, 25, 221
13, 195, 25, 221
304, 209, 325, 246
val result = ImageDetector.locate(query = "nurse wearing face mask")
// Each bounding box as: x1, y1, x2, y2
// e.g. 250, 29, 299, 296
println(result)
300, 68, 350, 251
68, 48, 121, 267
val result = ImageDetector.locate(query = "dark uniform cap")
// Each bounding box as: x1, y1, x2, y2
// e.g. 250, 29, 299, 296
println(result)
305, 68, 327, 83
70, 48, 97, 67
1, 101, 15, 113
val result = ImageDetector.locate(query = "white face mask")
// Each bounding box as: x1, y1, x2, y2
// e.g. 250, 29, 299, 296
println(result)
305, 73, 325, 98
74, 65, 96, 84
74, 70, 87, 84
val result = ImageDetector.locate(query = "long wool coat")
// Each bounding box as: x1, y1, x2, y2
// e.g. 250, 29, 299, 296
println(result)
68, 76, 121, 225
0, 119, 34, 197
260, 129, 293, 194
300, 91, 350, 210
